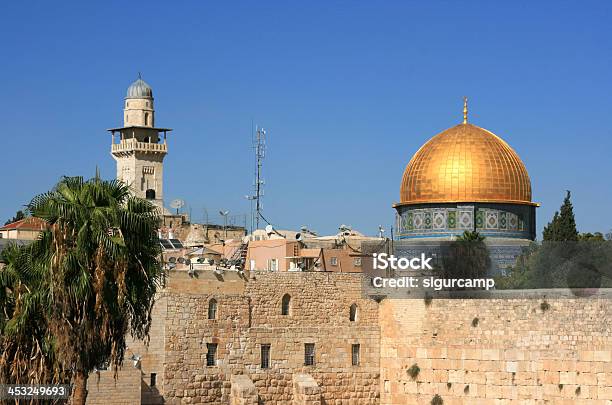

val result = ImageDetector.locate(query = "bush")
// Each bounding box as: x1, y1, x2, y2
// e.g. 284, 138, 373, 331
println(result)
431, 394, 443, 405
407, 363, 420, 379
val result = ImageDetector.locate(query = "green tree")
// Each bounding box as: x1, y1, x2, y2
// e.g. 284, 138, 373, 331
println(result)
0, 176, 164, 405
442, 231, 491, 281
4, 210, 25, 225
543, 191, 578, 241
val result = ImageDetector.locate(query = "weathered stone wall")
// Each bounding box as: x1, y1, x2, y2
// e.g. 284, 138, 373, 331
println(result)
161, 271, 380, 405
86, 366, 142, 405
379, 294, 612, 404
86, 271, 612, 405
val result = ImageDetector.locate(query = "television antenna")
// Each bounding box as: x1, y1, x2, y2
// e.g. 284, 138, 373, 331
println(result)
170, 199, 185, 215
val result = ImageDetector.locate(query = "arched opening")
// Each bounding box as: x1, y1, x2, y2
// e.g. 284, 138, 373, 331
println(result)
145, 189, 156, 200
349, 303, 358, 322
208, 298, 217, 320
145, 112, 150, 126
281, 294, 291, 316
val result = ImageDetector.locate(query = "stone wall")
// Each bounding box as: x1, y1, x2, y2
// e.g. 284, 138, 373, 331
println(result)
86, 366, 142, 405
86, 271, 612, 405
379, 294, 612, 404
160, 271, 380, 405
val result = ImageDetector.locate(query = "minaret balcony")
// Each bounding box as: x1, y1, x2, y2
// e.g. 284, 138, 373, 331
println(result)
111, 138, 168, 155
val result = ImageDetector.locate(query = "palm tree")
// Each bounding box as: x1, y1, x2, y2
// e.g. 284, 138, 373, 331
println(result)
0, 242, 66, 387
0, 176, 163, 404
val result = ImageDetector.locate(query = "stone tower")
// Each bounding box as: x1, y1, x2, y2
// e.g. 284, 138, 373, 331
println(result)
108, 75, 171, 211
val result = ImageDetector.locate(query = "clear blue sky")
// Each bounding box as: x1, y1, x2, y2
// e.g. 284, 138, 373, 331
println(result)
1, 1, 611, 237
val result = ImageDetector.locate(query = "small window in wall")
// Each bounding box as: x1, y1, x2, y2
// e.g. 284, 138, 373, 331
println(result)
150, 373, 157, 387
330, 257, 338, 266
267, 258, 278, 271
349, 303, 358, 322
352, 344, 360, 366
145, 189, 156, 200
208, 298, 217, 320
261, 344, 271, 369
281, 294, 291, 316
353, 257, 362, 267
145, 112, 150, 126
206, 343, 217, 366
304, 343, 315, 366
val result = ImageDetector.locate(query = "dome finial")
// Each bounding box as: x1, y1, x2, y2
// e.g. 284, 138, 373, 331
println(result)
138, 71, 142, 79
463, 96, 468, 124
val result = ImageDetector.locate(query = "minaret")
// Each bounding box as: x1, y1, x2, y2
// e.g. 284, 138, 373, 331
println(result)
108, 75, 171, 211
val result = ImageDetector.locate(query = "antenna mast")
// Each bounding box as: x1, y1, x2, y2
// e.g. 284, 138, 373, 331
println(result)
246, 126, 266, 231
255, 127, 266, 229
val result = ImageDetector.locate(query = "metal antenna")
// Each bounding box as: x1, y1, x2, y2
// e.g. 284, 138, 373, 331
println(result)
245, 125, 266, 231
254, 127, 266, 230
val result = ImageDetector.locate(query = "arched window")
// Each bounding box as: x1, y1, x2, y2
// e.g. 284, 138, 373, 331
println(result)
281, 294, 291, 316
208, 298, 217, 320
145, 112, 150, 126
349, 303, 358, 322
145, 189, 156, 200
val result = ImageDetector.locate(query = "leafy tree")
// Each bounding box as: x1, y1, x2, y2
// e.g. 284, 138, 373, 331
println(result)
441, 231, 491, 282
543, 191, 578, 241
4, 210, 25, 225
0, 176, 163, 405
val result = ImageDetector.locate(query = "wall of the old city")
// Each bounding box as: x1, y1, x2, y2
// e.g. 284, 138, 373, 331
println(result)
86, 272, 612, 405
379, 294, 612, 404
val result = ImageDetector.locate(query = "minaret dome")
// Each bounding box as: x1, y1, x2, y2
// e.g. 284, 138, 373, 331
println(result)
124, 74, 155, 127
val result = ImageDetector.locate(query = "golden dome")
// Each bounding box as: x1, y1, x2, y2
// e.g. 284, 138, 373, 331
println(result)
399, 122, 535, 206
